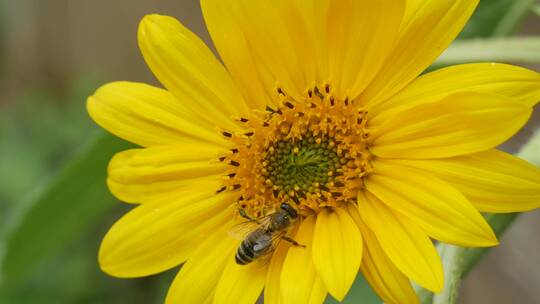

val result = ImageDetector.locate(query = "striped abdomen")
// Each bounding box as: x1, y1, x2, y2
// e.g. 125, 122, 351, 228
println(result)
235, 230, 272, 265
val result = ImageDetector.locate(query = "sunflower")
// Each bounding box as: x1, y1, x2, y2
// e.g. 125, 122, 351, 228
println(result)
87, 1, 540, 303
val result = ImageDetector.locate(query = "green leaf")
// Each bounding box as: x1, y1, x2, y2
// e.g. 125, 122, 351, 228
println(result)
431, 246, 466, 304
0, 132, 133, 290
434, 37, 540, 67
460, 0, 534, 38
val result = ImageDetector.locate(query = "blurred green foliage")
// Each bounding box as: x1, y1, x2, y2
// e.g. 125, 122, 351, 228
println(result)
0, 80, 101, 259
0, 82, 175, 303
0, 80, 98, 211
533, 5, 540, 17
2, 134, 129, 290
0, 0, 538, 303
460, 0, 534, 38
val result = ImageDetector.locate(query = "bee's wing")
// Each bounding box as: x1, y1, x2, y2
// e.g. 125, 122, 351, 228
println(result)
270, 229, 288, 248
228, 216, 272, 240
256, 251, 274, 268
228, 221, 259, 240
255, 230, 288, 268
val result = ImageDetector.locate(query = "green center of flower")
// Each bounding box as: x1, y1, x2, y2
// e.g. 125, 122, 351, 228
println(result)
263, 135, 345, 195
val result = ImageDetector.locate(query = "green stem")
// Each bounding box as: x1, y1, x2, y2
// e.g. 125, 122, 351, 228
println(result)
432, 246, 466, 304
433, 37, 540, 68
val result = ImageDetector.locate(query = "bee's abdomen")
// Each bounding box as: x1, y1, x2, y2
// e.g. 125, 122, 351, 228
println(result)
236, 239, 256, 265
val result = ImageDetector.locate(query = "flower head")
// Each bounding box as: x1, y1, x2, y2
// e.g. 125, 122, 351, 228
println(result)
88, 1, 540, 303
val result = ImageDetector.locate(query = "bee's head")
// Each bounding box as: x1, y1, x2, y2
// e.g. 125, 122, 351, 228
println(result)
280, 202, 298, 218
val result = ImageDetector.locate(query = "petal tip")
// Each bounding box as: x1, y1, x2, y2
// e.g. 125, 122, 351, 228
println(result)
138, 14, 174, 42
140, 13, 170, 26
476, 230, 500, 247
86, 95, 97, 118
329, 292, 347, 302
430, 277, 445, 294
487, 237, 500, 247
97, 245, 118, 278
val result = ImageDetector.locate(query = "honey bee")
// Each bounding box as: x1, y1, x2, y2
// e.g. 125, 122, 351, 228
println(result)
229, 202, 304, 265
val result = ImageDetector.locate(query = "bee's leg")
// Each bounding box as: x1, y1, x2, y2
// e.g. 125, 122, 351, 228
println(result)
281, 236, 306, 248
238, 208, 261, 224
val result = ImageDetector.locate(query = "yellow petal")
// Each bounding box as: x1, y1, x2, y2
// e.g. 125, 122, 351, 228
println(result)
138, 14, 248, 131
202, 0, 315, 108
107, 146, 228, 203
108, 176, 223, 205
348, 204, 419, 304
287, 0, 331, 89
357, 191, 443, 292
312, 207, 363, 301
391, 150, 540, 213
366, 161, 498, 247
166, 221, 237, 304
201, 0, 273, 110
280, 216, 327, 304
214, 252, 268, 304
202, 0, 317, 101
87, 81, 229, 147
203, 0, 405, 101
371, 63, 540, 124
99, 191, 238, 278
362, 0, 479, 106
264, 242, 290, 304
370, 92, 532, 159
326, 0, 405, 99
401, 0, 424, 27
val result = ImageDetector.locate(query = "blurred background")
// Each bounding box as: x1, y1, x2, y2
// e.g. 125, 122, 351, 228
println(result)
0, 1, 539, 303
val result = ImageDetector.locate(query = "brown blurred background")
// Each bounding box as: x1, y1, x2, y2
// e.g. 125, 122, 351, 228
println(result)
0, 1, 539, 303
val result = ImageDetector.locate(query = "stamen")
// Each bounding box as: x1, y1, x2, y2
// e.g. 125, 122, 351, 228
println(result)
216, 186, 227, 194
266, 105, 276, 113
284, 101, 295, 109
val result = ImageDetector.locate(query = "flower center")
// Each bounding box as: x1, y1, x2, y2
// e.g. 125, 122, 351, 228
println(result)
220, 85, 373, 219
263, 135, 343, 196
